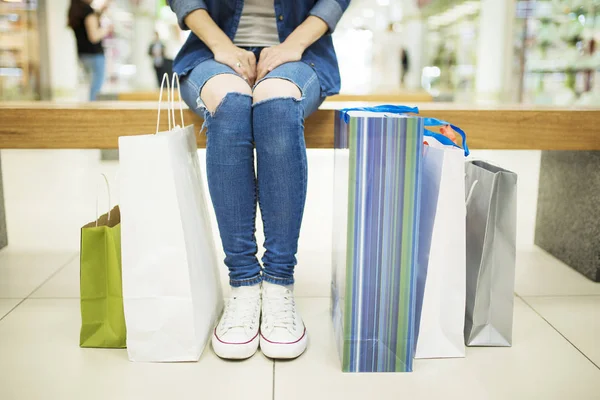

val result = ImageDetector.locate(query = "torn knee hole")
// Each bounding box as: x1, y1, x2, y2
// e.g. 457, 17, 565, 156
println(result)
252, 78, 302, 104
252, 96, 303, 107
203, 92, 252, 116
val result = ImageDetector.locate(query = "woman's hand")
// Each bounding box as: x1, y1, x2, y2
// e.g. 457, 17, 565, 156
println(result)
184, 10, 256, 84
213, 43, 257, 85
255, 16, 328, 81
256, 42, 304, 81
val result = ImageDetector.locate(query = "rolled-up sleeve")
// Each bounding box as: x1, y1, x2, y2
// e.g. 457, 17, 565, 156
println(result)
309, 0, 350, 33
167, 0, 207, 30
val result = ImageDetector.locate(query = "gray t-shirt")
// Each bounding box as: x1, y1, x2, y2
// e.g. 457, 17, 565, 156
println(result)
233, 0, 280, 47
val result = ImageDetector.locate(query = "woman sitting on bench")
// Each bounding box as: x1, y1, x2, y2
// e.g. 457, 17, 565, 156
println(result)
168, 0, 349, 360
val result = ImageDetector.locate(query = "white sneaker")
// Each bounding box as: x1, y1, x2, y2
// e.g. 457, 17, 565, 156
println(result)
260, 281, 307, 359
212, 284, 261, 360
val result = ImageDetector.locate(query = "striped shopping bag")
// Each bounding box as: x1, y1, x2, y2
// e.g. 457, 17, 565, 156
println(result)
331, 106, 424, 372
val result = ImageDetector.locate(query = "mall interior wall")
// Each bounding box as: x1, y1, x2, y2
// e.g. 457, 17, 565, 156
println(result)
46, 0, 78, 99
475, 0, 516, 103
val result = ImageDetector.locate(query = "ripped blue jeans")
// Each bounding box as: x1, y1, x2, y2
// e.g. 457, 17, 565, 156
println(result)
180, 52, 324, 287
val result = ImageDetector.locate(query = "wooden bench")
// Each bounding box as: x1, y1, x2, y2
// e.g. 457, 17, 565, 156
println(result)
0, 101, 599, 260
1, 102, 599, 150
115, 91, 434, 103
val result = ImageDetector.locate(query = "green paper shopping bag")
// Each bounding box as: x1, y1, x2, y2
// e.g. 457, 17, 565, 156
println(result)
79, 204, 126, 348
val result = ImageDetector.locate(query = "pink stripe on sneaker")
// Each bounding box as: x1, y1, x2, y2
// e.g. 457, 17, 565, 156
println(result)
260, 328, 306, 344
213, 328, 259, 345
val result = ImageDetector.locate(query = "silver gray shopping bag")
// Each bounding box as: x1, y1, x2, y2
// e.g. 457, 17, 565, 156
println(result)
464, 160, 517, 346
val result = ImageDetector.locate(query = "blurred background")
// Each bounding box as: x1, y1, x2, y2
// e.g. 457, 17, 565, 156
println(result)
0, 5, 598, 395
1, 0, 599, 105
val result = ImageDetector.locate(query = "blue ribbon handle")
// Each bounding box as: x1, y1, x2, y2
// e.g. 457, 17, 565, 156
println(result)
340, 105, 419, 123
424, 131, 461, 149
423, 117, 469, 156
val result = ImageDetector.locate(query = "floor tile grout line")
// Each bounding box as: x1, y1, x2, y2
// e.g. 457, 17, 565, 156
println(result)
517, 294, 600, 371
25, 253, 78, 300
0, 298, 27, 322
21, 297, 79, 300
272, 360, 276, 400
0, 297, 31, 299
0, 253, 78, 321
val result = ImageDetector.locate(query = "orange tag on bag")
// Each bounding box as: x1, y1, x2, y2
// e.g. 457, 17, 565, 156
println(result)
439, 125, 458, 144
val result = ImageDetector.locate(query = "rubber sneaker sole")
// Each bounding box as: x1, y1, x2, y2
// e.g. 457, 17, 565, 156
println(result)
212, 329, 260, 360
259, 328, 308, 359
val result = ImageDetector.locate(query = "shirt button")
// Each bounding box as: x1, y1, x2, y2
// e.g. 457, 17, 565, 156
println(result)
310, 62, 315, 67
278, 15, 284, 21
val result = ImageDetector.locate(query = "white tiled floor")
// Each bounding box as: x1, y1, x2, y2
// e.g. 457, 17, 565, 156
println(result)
516, 247, 600, 296
0, 246, 599, 399
0, 251, 76, 298
0, 149, 598, 398
0, 299, 273, 400
28, 256, 80, 299
1, 149, 537, 252
0, 299, 21, 319
276, 297, 598, 400
523, 296, 600, 367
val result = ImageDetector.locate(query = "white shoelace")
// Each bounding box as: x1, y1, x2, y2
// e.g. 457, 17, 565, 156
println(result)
221, 295, 259, 332
263, 290, 297, 331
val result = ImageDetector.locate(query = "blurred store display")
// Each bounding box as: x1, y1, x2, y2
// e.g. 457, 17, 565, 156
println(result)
520, 0, 600, 105
333, 0, 429, 96
0, 0, 596, 105
0, 0, 41, 100
421, 1, 480, 101
97, 0, 184, 93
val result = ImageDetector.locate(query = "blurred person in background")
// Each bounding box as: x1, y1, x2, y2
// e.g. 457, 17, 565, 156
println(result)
68, 0, 112, 100
168, 0, 349, 361
401, 48, 409, 87
149, 31, 174, 86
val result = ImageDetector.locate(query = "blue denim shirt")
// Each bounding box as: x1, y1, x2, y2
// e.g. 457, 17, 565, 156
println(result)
167, 0, 350, 97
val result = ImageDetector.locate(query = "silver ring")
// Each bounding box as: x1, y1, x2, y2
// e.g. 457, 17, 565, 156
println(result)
236, 61, 242, 68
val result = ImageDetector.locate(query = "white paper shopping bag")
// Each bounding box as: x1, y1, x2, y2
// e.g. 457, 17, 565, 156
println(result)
414, 131, 467, 359
119, 74, 223, 362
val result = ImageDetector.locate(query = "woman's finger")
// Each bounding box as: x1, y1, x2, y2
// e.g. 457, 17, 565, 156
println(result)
256, 58, 267, 81
260, 52, 278, 80
232, 61, 249, 83
268, 58, 282, 73
241, 57, 253, 79
247, 51, 257, 66
261, 57, 282, 78
246, 52, 257, 84
257, 60, 270, 81
257, 49, 272, 76
259, 47, 269, 60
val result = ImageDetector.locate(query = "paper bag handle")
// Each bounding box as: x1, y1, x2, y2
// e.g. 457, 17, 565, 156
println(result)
423, 117, 469, 156
465, 180, 479, 210
423, 131, 462, 149
95, 173, 111, 227
156, 73, 172, 134
170, 73, 185, 129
